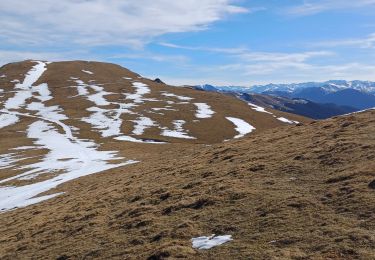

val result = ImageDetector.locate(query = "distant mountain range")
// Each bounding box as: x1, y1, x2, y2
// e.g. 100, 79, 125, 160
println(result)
237, 93, 357, 120
195, 80, 375, 118
250, 80, 375, 94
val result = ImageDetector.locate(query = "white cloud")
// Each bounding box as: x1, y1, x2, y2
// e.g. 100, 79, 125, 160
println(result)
286, 0, 375, 16
159, 42, 248, 54
110, 53, 190, 63
157, 43, 375, 85
0, 49, 98, 66
161, 42, 334, 62
237, 51, 333, 63
312, 33, 375, 49
0, 50, 62, 66
0, 0, 247, 48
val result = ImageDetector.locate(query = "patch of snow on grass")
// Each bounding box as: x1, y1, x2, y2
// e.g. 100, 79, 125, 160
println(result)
74, 80, 112, 106
5, 61, 47, 109
161, 92, 193, 101
2, 61, 48, 125
277, 117, 299, 124
114, 135, 165, 144
0, 120, 136, 212
161, 120, 196, 139
82, 70, 93, 75
194, 103, 215, 119
33, 83, 52, 102
248, 103, 273, 114
131, 117, 155, 135
4, 91, 32, 110
0, 153, 22, 170
192, 235, 233, 250
0, 113, 19, 129
27, 102, 68, 122
152, 107, 178, 112
82, 107, 124, 137
226, 117, 255, 138
125, 82, 152, 103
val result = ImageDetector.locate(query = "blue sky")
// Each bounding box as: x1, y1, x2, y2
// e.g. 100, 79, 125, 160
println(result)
1, 0, 375, 86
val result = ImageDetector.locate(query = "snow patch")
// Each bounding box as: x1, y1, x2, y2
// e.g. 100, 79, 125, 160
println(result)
192, 235, 233, 250
114, 135, 165, 144
0, 113, 19, 129
82, 70, 93, 75
0, 120, 136, 212
161, 92, 193, 101
226, 117, 255, 138
161, 120, 196, 139
248, 103, 273, 114
152, 107, 178, 112
277, 117, 299, 124
125, 82, 153, 103
131, 117, 155, 135
33, 83, 52, 102
194, 103, 215, 119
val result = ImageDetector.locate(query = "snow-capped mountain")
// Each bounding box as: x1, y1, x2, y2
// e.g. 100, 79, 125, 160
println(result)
196, 80, 375, 111
251, 80, 375, 94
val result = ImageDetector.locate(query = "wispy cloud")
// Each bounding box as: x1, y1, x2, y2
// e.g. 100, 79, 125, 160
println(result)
109, 52, 190, 64
312, 33, 375, 49
0, 50, 72, 66
0, 0, 248, 48
159, 41, 375, 84
286, 0, 375, 16
159, 42, 248, 54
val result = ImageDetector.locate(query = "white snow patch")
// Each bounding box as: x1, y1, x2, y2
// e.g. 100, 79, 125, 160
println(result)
4, 61, 47, 110
11, 146, 37, 151
82, 107, 123, 137
0, 154, 22, 170
74, 80, 145, 138
4, 91, 32, 110
27, 102, 68, 122
0, 113, 19, 129
33, 83, 51, 102
248, 103, 273, 114
226, 117, 255, 139
277, 117, 299, 124
74, 80, 112, 106
82, 70, 93, 75
192, 235, 233, 250
161, 92, 193, 101
0, 120, 136, 212
125, 82, 152, 103
114, 135, 165, 144
194, 103, 215, 119
152, 107, 178, 112
131, 117, 155, 135
0, 74, 6, 78
161, 120, 196, 139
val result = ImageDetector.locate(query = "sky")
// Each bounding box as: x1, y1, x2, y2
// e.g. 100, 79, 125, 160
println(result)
1, 0, 375, 86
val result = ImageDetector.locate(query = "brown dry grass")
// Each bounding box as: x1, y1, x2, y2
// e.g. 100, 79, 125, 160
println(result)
0, 110, 374, 259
